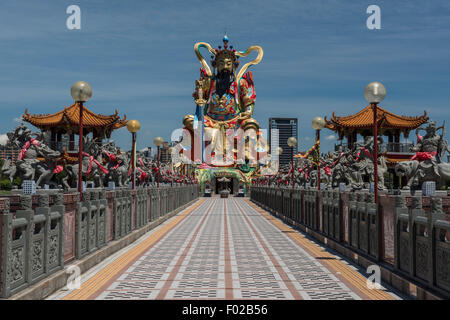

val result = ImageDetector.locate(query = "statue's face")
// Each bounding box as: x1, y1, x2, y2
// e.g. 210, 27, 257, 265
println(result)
426, 126, 436, 135
217, 57, 233, 73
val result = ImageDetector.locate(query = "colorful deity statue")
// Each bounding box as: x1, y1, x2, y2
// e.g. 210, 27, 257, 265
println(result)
182, 35, 264, 167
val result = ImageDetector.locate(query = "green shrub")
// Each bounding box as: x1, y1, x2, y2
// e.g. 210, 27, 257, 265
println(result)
0, 179, 11, 190
13, 177, 21, 187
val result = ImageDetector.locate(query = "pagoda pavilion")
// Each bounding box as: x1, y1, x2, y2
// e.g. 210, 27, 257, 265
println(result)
325, 105, 429, 188
23, 102, 127, 153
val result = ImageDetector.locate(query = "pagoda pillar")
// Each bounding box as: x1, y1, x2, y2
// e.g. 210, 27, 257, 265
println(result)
388, 133, 393, 143
394, 131, 400, 152
69, 133, 75, 151
388, 133, 393, 152
51, 129, 56, 150
346, 134, 352, 149
93, 130, 101, 145
56, 132, 62, 151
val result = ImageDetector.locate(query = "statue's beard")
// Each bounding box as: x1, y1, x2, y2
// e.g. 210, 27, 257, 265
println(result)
215, 69, 234, 97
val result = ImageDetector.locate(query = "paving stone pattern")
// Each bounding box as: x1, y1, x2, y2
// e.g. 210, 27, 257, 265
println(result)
53, 198, 401, 300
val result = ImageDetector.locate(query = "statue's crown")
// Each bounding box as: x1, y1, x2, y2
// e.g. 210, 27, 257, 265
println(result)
211, 35, 240, 69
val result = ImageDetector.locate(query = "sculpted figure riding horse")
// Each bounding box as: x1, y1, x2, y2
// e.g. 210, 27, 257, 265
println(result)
62, 137, 108, 189
103, 141, 131, 187
1, 124, 61, 188
395, 121, 450, 189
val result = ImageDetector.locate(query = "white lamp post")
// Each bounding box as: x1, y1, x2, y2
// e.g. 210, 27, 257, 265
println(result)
312, 116, 326, 190
71, 81, 92, 201
287, 137, 297, 189
127, 120, 141, 189
154, 136, 164, 188
364, 81, 386, 203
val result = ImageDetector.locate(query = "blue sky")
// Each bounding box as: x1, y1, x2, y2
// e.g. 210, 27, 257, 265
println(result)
0, 0, 449, 153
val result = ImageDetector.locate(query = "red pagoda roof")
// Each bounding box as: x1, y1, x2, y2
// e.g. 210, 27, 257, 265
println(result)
326, 105, 428, 131
23, 103, 127, 129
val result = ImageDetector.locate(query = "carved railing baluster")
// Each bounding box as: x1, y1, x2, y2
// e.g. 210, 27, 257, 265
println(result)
322, 191, 329, 235
366, 193, 379, 260
412, 197, 429, 283
429, 197, 447, 290
433, 210, 450, 292
332, 191, 340, 241
97, 190, 107, 248
394, 195, 411, 274
357, 193, 369, 254
1, 197, 32, 298
348, 192, 358, 249
30, 195, 49, 285
47, 193, 65, 275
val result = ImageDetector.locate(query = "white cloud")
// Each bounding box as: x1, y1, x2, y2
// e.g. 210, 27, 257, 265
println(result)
13, 117, 22, 123
0, 134, 9, 146
325, 135, 336, 141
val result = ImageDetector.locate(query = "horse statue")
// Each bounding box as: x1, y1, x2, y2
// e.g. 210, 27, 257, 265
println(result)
61, 137, 108, 189
395, 160, 450, 189
102, 141, 130, 187
395, 120, 450, 189
1, 124, 61, 188
135, 152, 155, 186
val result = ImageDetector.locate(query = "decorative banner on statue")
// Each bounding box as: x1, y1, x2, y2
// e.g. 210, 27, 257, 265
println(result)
83, 152, 108, 176
103, 150, 117, 163
323, 166, 332, 176
294, 140, 320, 159
411, 151, 437, 162
356, 147, 373, 161
18, 138, 40, 160
139, 157, 146, 168
137, 166, 147, 182
193, 105, 202, 129
53, 165, 63, 174
193, 104, 204, 163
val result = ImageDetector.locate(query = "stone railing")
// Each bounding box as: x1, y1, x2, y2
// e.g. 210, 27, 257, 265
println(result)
0, 185, 200, 298
394, 196, 450, 294
250, 186, 450, 299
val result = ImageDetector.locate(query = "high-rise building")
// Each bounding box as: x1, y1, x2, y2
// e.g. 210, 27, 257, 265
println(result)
269, 118, 298, 165
0, 144, 20, 165
141, 147, 152, 158
160, 141, 171, 163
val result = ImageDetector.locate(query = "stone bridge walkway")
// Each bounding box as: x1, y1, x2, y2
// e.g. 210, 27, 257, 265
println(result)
48, 198, 403, 300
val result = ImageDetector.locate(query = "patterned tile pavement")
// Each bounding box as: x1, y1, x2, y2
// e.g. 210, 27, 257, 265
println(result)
49, 197, 403, 300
